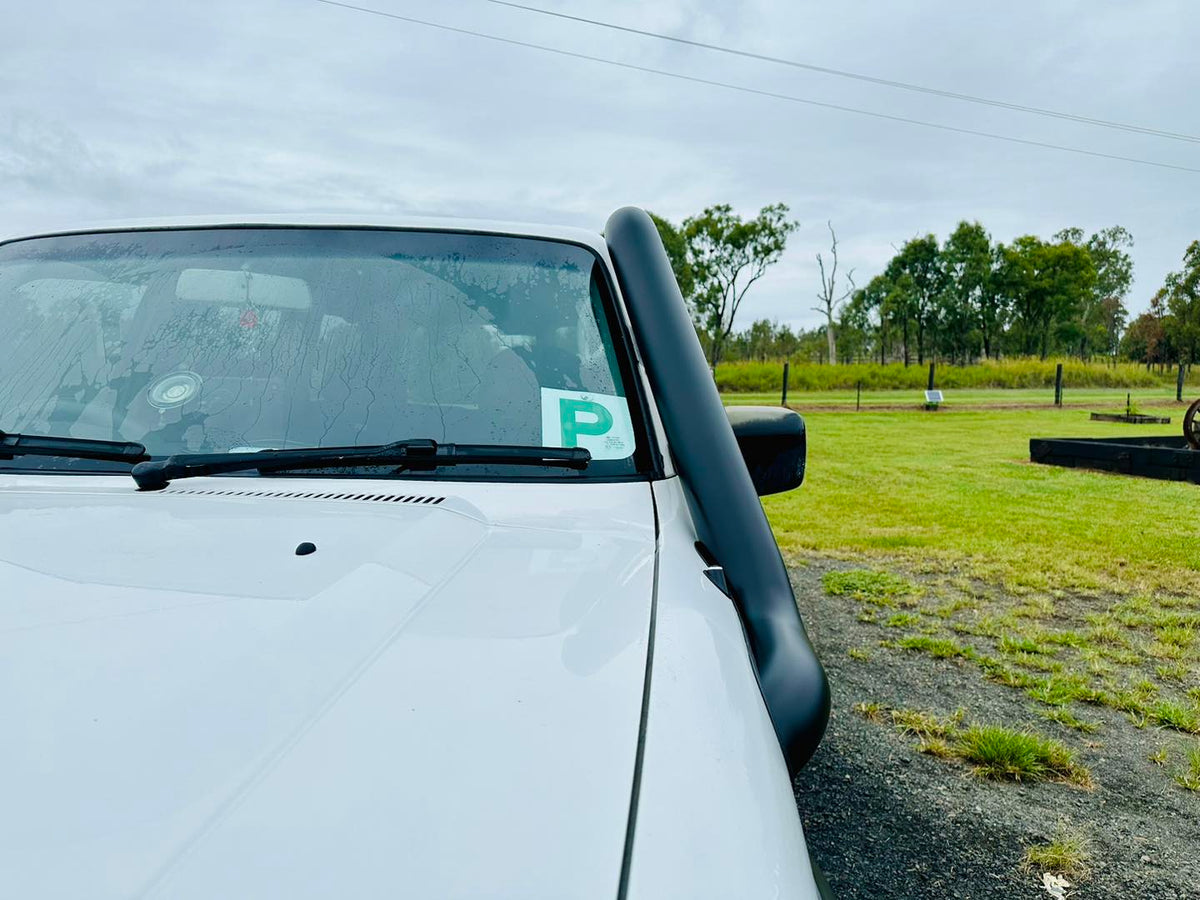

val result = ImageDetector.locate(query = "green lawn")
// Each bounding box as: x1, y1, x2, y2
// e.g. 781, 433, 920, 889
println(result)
748, 402, 1200, 594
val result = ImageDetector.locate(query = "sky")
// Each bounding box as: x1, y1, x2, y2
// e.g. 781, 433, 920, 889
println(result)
2, 0, 1198, 332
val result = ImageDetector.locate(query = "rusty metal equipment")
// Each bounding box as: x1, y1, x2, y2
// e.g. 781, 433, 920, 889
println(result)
1185, 398, 1200, 449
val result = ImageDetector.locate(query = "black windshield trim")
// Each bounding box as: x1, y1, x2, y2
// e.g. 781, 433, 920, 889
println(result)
587, 239, 664, 480
0, 466, 652, 485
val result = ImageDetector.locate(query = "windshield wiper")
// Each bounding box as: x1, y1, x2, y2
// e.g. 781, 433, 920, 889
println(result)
0, 430, 149, 464
130, 439, 591, 490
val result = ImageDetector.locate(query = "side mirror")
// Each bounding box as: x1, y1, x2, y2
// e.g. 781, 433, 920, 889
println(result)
725, 406, 806, 496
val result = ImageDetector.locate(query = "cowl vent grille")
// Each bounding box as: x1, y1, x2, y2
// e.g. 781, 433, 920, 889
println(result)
160, 487, 445, 505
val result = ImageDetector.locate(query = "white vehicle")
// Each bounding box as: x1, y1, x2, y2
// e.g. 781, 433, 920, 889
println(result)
0, 209, 831, 899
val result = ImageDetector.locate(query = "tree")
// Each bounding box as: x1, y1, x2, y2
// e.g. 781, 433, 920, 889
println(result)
795, 325, 832, 363
837, 290, 874, 364
773, 323, 801, 359
849, 272, 917, 366
682, 203, 799, 368
811, 221, 854, 364
845, 273, 897, 364
744, 318, 777, 361
718, 320, 824, 363
1056, 226, 1133, 360
648, 212, 695, 299
884, 235, 943, 364
1121, 309, 1169, 366
940, 221, 1002, 361
849, 219, 1133, 364
1160, 240, 1200, 364
996, 236, 1096, 359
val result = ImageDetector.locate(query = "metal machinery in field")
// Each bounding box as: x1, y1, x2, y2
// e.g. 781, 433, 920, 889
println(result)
1184, 397, 1200, 449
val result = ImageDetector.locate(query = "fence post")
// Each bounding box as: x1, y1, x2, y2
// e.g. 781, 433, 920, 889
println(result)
856, 380, 862, 412
1054, 363, 1063, 407
927, 361, 935, 392
781, 360, 790, 407
1178, 363, 1186, 402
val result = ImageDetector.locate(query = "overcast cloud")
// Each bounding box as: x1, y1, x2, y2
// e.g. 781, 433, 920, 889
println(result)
2, 0, 1198, 330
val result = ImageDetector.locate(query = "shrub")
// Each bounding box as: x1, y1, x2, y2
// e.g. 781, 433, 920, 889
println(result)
853, 701, 885, 722
1149, 700, 1200, 734
715, 357, 1184, 393
956, 724, 1091, 785
1022, 823, 1093, 876
1175, 746, 1200, 792
891, 708, 961, 738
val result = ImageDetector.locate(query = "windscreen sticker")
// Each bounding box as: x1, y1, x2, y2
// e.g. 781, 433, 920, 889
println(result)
540, 388, 635, 460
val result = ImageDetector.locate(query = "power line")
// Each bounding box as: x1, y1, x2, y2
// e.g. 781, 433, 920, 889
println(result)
311, 0, 1200, 174
485, 0, 1200, 145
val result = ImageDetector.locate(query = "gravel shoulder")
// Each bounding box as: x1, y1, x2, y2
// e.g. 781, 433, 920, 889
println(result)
790, 557, 1200, 900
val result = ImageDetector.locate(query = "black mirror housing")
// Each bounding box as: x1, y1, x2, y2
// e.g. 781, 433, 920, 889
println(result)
725, 406, 806, 496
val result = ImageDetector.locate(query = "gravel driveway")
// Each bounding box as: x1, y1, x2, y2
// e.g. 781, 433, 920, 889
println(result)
789, 559, 1200, 900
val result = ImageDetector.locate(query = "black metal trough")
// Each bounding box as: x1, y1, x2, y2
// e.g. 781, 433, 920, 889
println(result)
1088, 412, 1171, 424
1030, 435, 1200, 484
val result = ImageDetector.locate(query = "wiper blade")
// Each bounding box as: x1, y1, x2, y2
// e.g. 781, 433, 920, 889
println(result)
0, 430, 148, 464
131, 439, 591, 490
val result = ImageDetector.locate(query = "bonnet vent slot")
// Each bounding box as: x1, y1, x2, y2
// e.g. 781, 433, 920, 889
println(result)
160, 487, 444, 505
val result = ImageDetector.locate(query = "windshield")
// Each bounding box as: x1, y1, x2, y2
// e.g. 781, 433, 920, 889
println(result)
0, 227, 644, 478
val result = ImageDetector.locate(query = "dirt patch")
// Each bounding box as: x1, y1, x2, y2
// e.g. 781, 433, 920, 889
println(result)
782, 401, 1183, 413
791, 557, 1200, 899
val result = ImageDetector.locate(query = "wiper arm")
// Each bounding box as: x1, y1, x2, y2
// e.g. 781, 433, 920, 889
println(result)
130, 439, 591, 490
0, 430, 148, 464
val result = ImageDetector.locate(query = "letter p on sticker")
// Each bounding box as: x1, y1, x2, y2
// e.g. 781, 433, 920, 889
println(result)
560, 398, 613, 447
539, 387, 634, 459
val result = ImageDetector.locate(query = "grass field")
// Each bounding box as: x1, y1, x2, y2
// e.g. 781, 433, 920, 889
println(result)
754, 400, 1199, 594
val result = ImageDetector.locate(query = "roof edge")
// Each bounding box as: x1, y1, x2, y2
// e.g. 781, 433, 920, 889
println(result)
0, 212, 611, 255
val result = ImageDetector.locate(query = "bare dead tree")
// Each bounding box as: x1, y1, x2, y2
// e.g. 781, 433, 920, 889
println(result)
812, 221, 855, 365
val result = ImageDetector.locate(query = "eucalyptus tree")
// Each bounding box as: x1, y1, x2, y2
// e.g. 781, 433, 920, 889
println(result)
884, 235, 943, 364
940, 221, 1003, 361
997, 236, 1096, 359
681, 203, 799, 369
1160, 240, 1200, 364
1056, 225, 1133, 360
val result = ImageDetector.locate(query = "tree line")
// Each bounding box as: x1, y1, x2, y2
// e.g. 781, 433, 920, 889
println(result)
653, 203, 1199, 368
1120, 241, 1200, 367
841, 223, 1134, 366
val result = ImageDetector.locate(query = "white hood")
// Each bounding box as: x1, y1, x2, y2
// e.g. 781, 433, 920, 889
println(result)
0, 475, 657, 899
